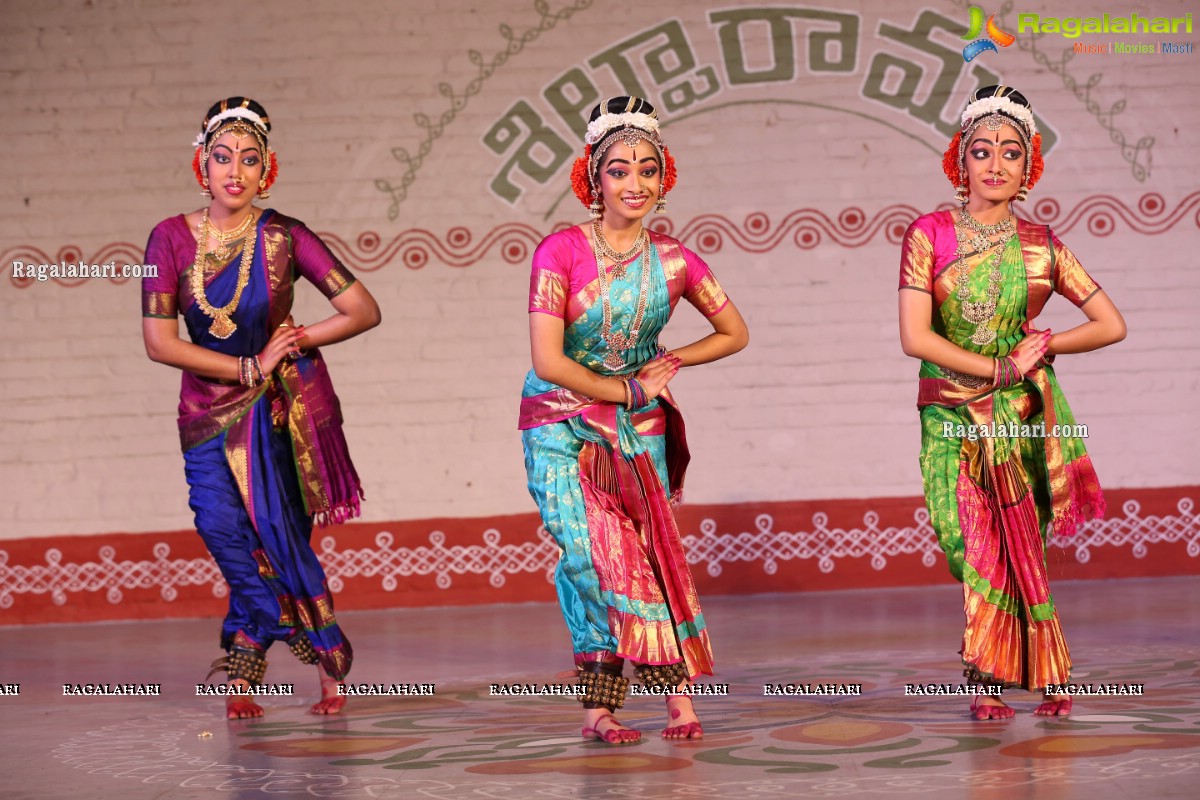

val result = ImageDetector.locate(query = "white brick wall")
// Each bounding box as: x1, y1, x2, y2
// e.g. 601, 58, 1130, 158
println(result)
2, 0, 1197, 539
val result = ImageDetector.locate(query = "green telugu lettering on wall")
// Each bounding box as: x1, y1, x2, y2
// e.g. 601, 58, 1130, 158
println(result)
478, 7, 1058, 210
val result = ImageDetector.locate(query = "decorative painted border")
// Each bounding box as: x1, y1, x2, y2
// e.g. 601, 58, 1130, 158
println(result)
2, 496, 1195, 614
699, 497, 1200, 575
7, 193, 1197, 287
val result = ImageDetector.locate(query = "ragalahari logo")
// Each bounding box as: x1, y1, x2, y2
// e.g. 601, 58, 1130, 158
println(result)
962, 6, 1016, 61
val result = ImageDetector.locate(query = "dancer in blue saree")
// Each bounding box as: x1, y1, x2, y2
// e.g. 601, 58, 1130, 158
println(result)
142, 97, 380, 718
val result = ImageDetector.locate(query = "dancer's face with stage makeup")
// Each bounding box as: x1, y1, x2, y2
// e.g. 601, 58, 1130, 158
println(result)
206, 128, 265, 214
963, 121, 1026, 206
597, 138, 661, 226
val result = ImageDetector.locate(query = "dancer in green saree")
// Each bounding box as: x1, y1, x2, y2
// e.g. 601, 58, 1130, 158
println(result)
898, 86, 1126, 719
521, 97, 748, 744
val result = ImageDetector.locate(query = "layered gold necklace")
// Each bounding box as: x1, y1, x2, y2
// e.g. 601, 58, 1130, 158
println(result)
952, 209, 1015, 347
591, 220, 652, 371
191, 209, 256, 340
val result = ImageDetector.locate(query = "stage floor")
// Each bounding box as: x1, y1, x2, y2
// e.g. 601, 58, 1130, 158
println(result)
2, 577, 1197, 799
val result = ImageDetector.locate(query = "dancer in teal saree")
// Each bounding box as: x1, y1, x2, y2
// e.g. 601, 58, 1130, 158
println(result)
521, 97, 748, 744
898, 86, 1126, 720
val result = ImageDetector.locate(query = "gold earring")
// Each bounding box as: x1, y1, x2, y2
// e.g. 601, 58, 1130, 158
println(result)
258, 178, 270, 199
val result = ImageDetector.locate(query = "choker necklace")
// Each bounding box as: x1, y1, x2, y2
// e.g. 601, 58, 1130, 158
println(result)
592, 219, 647, 279
958, 208, 1014, 253
204, 212, 254, 262
591, 226, 652, 371
953, 210, 1015, 347
191, 209, 256, 340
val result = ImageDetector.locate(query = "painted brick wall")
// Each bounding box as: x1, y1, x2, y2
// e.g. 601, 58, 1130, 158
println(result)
2, 0, 1197, 541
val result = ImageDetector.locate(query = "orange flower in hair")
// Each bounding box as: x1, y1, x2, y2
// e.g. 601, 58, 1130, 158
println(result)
192, 146, 206, 189
570, 145, 593, 207
1026, 133, 1044, 191
942, 131, 963, 194
662, 146, 678, 195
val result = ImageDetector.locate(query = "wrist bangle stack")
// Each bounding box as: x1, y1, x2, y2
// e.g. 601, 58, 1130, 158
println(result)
238, 355, 267, 388
992, 356, 1021, 388
620, 377, 632, 410
628, 378, 647, 410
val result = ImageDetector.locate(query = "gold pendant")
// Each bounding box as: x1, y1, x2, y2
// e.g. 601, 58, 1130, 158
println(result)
208, 315, 237, 340
603, 351, 626, 371
212, 245, 231, 262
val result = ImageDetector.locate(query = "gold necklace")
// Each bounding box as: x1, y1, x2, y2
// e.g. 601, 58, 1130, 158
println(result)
191, 209, 256, 340
593, 228, 653, 371
204, 212, 254, 261
591, 219, 647, 279
952, 210, 1014, 347
958, 208, 1014, 253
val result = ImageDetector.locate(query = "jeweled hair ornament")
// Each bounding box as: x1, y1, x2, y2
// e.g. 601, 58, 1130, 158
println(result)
944, 85, 1044, 203
570, 97, 677, 215
586, 98, 666, 192
960, 95, 1037, 139
191, 107, 270, 148
584, 111, 661, 145
191, 97, 277, 197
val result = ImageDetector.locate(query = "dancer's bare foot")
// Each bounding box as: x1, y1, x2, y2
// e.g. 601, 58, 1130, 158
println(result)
663, 689, 703, 739
970, 695, 1015, 720
309, 666, 346, 715
225, 679, 264, 720
582, 708, 641, 744
1034, 693, 1073, 716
